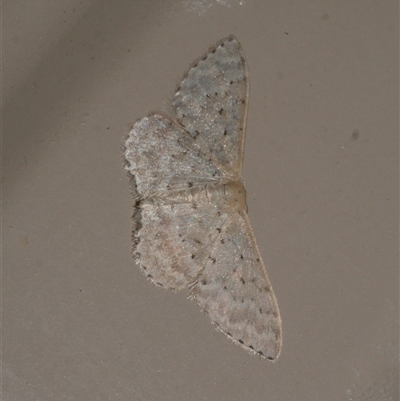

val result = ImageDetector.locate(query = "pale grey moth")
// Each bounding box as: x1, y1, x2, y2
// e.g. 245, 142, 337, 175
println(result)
124, 36, 282, 360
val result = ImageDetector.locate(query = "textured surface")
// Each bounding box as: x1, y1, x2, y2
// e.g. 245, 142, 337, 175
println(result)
191, 211, 281, 359
124, 36, 282, 360
172, 36, 248, 176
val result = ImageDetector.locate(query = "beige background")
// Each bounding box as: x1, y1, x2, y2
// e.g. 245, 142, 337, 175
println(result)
3, 1, 399, 400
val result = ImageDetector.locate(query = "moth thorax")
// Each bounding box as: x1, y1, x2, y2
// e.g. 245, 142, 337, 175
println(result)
224, 180, 247, 210
206, 180, 247, 210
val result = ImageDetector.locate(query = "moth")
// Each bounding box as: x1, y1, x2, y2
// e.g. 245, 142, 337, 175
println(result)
124, 36, 282, 360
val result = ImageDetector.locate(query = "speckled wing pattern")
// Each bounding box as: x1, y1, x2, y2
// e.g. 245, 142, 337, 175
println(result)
125, 114, 223, 198
191, 211, 281, 359
124, 36, 282, 360
172, 36, 248, 177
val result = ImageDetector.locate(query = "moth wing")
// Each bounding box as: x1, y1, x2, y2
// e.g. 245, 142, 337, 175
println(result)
172, 36, 249, 178
124, 114, 223, 198
135, 202, 230, 291
191, 210, 282, 360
